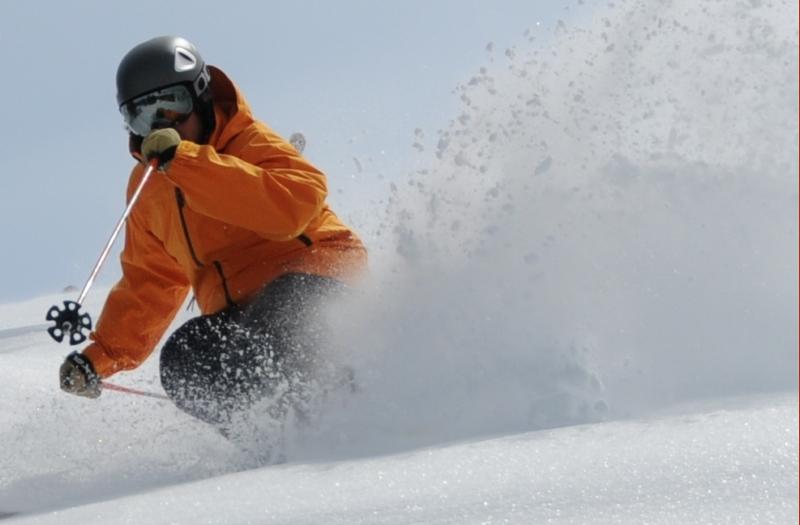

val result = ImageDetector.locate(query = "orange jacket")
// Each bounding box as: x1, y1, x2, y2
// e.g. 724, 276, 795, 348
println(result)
83, 66, 367, 378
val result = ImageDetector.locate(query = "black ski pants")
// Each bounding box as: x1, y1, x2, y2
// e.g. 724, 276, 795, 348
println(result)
159, 273, 341, 430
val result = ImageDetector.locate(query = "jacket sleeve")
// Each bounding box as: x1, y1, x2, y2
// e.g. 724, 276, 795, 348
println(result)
83, 201, 190, 378
165, 130, 327, 242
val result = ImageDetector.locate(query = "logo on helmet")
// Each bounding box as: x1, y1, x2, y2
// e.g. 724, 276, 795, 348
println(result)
174, 47, 197, 73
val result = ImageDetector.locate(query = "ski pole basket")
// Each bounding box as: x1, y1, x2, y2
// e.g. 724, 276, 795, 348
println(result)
46, 300, 92, 345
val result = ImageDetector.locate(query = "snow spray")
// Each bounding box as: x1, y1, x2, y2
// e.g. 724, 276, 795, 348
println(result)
295, 0, 798, 460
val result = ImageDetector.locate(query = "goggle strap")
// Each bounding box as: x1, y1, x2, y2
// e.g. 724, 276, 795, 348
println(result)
193, 67, 211, 98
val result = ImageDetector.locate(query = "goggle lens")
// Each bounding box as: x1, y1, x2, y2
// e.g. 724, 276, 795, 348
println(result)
121, 85, 194, 137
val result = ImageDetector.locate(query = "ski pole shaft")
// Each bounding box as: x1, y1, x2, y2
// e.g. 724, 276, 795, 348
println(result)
47, 159, 160, 346
101, 381, 170, 400
77, 159, 159, 305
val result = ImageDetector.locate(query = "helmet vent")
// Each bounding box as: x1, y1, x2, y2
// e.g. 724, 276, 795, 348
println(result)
174, 47, 197, 73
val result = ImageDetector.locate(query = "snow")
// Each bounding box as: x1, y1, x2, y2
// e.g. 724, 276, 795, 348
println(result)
0, 303, 796, 524
1, 0, 798, 522
0, 293, 797, 524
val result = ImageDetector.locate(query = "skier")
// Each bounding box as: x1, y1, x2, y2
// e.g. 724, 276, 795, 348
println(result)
59, 36, 367, 439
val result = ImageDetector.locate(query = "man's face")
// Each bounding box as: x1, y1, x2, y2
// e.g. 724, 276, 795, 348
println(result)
172, 111, 203, 144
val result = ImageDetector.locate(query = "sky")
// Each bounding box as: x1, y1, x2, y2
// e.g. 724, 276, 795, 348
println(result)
0, 0, 580, 302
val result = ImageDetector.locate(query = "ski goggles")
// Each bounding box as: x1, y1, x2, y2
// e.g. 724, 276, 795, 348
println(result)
120, 84, 194, 137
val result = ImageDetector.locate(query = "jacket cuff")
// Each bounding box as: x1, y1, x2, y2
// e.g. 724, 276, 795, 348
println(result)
165, 141, 201, 183
174, 141, 201, 164
82, 341, 120, 379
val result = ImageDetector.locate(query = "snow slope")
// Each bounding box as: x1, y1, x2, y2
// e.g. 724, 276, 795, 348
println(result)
1, 0, 797, 522
0, 295, 796, 523
4, 347, 798, 524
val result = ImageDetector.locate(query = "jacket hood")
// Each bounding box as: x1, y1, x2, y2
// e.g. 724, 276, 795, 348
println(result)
206, 65, 255, 151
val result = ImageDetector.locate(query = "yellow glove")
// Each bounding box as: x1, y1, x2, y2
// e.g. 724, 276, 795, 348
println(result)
141, 128, 181, 168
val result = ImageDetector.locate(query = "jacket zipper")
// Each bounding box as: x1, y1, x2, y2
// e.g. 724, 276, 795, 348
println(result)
176, 188, 236, 308
175, 188, 204, 268
213, 261, 236, 308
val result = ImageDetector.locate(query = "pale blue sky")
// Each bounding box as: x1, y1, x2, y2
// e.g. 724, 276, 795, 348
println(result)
0, 1, 578, 301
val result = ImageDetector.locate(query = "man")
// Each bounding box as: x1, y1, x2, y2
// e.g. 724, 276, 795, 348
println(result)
59, 36, 367, 438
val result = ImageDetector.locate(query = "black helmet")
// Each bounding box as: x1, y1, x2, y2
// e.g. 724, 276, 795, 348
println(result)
116, 36, 211, 107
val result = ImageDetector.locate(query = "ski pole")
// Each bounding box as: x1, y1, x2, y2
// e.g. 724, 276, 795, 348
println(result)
77, 157, 160, 306
101, 381, 170, 400
46, 159, 160, 345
